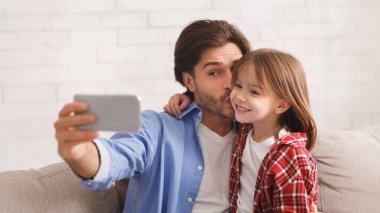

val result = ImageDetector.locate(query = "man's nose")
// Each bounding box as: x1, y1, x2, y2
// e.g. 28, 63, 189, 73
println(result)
224, 70, 233, 90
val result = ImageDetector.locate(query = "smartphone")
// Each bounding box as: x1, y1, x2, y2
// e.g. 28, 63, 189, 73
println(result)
74, 94, 140, 132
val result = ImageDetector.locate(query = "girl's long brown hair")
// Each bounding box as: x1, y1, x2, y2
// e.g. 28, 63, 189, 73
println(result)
232, 49, 317, 150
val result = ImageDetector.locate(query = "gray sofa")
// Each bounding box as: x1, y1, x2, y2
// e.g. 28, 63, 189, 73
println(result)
1, 125, 379, 212
0, 162, 128, 213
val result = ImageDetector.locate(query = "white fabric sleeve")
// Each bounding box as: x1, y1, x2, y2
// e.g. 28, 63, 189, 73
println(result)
91, 139, 111, 181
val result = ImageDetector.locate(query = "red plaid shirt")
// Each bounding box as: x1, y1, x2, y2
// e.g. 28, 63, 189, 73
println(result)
229, 124, 318, 213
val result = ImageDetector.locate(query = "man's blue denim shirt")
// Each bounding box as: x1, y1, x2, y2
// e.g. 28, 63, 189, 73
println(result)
79, 102, 206, 213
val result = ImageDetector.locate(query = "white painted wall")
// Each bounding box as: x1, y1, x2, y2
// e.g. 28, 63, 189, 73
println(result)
1, 0, 379, 171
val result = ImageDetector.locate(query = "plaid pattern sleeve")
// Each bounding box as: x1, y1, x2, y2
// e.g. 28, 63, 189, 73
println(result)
253, 133, 318, 213
229, 123, 253, 213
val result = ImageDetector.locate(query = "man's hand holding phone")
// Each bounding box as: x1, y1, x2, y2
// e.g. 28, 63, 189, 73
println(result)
54, 94, 140, 179
54, 102, 100, 179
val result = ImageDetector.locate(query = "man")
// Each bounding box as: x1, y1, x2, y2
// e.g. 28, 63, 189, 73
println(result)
54, 19, 251, 213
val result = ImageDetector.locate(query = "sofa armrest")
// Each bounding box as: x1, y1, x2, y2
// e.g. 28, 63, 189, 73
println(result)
0, 162, 122, 213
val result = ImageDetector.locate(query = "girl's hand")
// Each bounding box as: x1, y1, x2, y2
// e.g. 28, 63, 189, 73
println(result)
163, 93, 191, 118
312, 202, 319, 213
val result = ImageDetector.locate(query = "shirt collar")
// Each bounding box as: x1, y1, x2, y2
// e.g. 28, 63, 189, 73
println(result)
178, 101, 202, 120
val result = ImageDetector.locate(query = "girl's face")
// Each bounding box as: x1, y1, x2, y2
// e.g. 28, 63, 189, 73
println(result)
230, 68, 283, 125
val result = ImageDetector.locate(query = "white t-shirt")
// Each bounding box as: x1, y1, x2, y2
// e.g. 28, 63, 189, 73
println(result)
192, 123, 236, 213
237, 129, 287, 213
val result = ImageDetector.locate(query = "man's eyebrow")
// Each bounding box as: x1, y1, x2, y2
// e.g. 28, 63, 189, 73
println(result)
203, 59, 241, 69
203, 61, 222, 69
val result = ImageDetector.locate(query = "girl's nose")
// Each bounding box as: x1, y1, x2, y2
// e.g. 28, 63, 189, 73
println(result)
235, 90, 246, 103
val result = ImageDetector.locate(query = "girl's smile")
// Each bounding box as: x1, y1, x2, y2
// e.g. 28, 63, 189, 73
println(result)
234, 104, 251, 112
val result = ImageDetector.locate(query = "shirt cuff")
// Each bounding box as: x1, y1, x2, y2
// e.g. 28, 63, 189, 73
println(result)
68, 138, 111, 184
91, 138, 110, 181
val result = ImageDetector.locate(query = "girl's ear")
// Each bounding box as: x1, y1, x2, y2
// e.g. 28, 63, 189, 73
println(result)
275, 99, 291, 114
182, 72, 196, 92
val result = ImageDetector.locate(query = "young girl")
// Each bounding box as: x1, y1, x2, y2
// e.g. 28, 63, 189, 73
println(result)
229, 49, 318, 212
164, 48, 318, 212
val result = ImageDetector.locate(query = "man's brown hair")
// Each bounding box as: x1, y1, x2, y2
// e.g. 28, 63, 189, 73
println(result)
174, 20, 251, 98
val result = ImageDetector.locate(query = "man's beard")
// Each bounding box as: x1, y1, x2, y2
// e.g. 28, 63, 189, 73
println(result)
197, 91, 234, 119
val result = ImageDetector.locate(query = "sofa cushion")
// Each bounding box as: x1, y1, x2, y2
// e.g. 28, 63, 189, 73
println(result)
312, 125, 380, 213
0, 162, 122, 213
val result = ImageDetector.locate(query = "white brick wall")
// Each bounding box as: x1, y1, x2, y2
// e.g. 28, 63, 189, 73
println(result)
0, 66, 69, 85
149, 10, 241, 27
70, 30, 117, 47
117, 0, 211, 10
19, 31, 70, 48
0, 102, 61, 121
3, 85, 56, 104
98, 46, 146, 63
101, 13, 148, 28
0, 0, 380, 171
0, 15, 50, 31
57, 82, 105, 101
51, 14, 101, 30
0, 32, 18, 49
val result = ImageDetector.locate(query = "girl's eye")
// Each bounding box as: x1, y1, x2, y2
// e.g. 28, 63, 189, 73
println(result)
250, 90, 259, 95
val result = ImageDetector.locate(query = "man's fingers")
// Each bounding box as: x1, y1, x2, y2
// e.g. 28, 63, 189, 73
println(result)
54, 114, 96, 130
56, 130, 99, 143
59, 102, 88, 118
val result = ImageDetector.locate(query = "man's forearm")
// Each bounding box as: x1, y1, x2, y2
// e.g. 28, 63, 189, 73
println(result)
65, 142, 100, 179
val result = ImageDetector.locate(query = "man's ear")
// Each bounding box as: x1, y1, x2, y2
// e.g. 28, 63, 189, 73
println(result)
182, 72, 196, 92
275, 99, 291, 114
